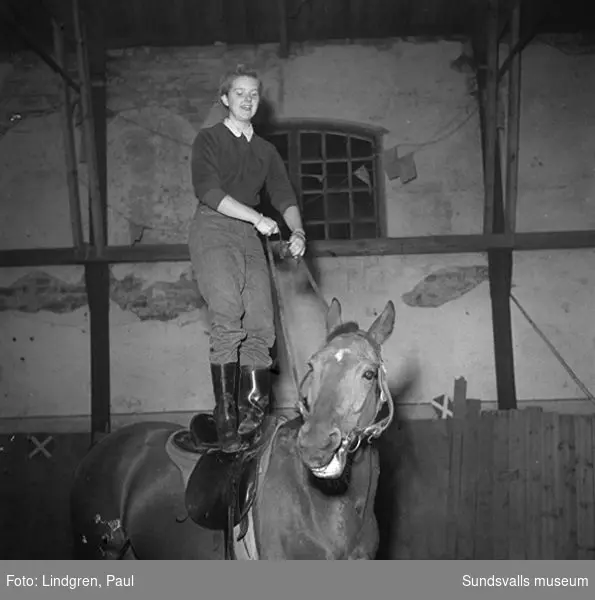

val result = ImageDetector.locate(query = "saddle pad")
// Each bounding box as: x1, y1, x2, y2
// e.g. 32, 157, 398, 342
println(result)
165, 430, 202, 488
233, 504, 258, 560
234, 415, 289, 561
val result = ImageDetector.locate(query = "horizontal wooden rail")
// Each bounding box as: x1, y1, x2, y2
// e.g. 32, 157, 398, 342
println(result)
1, 231, 595, 267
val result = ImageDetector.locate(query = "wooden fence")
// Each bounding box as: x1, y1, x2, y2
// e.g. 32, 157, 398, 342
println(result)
388, 380, 595, 560
0, 433, 90, 559
1, 389, 594, 559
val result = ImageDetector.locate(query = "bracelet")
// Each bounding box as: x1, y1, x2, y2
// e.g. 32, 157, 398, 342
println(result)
291, 229, 306, 239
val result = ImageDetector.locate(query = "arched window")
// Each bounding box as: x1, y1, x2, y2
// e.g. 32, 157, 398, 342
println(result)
260, 119, 386, 241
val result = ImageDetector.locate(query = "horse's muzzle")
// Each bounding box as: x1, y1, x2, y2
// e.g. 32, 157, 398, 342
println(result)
297, 425, 346, 479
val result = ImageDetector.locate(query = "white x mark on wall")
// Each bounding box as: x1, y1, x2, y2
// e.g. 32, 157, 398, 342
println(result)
28, 435, 54, 459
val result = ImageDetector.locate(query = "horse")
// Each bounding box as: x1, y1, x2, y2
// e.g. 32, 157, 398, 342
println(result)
69, 296, 397, 560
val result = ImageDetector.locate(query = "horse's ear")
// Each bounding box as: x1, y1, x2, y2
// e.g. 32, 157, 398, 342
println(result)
326, 297, 342, 334
367, 300, 395, 346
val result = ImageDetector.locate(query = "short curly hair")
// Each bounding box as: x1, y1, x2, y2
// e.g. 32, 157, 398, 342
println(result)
218, 64, 263, 99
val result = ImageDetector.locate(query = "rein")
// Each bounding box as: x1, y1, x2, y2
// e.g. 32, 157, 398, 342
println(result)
264, 236, 309, 405
263, 237, 395, 453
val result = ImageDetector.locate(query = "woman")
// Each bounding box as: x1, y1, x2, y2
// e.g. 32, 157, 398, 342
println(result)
186, 64, 306, 453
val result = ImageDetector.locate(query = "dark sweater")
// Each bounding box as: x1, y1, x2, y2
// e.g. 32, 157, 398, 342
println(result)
191, 122, 297, 216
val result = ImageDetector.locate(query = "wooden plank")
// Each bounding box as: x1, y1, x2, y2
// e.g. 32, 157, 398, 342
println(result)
407, 420, 432, 559
1, 399, 594, 436
2, 230, 595, 268
84, 262, 111, 439
556, 415, 577, 559
486, 134, 517, 410
474, 410, 495, 559
574, 415, 595, 559
81, 0, 111, 442
504, 0, 521, 234
524, 407, 543, 558
31, 433, 90, 558
423, 419, 450, 559
486, 185, 517, 409
481, 0, 499, 235
0, 435, 28, 559
277, 0, 289, 58
445, 377, 467, 558
507, 409, 526, 558
390, 427, 415, 560
73, 0, 105, 255
457, 398, 481, 559
52, 19, 84, 250
474, 0, 518, 413
591, 416, 595, 559
541, 411, 558, 558
491, 410, 510, 558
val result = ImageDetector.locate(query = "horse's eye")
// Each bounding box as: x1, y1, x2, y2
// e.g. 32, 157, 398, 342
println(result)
362, 369, 376, 381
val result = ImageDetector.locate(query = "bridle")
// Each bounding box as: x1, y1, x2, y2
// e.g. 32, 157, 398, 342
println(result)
295, 340, 396, 456
263, 236, 395, 456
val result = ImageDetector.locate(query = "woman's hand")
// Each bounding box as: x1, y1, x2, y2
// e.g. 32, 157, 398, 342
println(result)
288, 229, 306, 258
254, 214, 280, 236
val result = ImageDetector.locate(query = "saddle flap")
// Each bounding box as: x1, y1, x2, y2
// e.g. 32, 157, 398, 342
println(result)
185, 450, 258, 532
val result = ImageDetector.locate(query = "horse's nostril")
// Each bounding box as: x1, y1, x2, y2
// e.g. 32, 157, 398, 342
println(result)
325, 427, 341, 448
298, 424, 341, 452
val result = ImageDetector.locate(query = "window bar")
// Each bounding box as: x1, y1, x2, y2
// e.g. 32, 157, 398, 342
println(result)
347, 135, 354, 239
291, 130, 302, 215
321, 132, 329, 240
372, 145, 382, 237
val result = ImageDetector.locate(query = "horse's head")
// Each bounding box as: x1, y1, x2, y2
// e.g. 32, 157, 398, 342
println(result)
296, 298, 396, 482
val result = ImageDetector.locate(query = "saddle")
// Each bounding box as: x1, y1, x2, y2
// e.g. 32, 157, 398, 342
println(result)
167, 415, 282, 559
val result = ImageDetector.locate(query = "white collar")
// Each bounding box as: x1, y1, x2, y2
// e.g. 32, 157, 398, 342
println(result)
223, 118, 254, 142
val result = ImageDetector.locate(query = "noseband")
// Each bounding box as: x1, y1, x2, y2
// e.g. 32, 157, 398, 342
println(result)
296, 340, 395, 454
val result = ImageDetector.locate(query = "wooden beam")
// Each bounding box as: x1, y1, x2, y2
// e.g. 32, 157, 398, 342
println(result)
84, 263, 111, 440
482, 0, 499, 235
73, 0, 105, 257
1, 6, 80, 93
498, 26, 539, 82
487, 231, 517, 410
277, 0, 289, 58
2, 398, 595, 434
474, 0, 517, 411
505, 0, 521, 234
2, 230, 595, 268
75, 0, 111, 442
52, 19, 84, 250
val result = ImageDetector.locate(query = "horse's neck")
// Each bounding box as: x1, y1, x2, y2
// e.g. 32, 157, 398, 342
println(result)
256, 422, 380, 559
272, 260, 328, 404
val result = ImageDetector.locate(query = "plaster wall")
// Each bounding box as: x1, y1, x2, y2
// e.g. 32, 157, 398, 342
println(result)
0, 37, 593, 426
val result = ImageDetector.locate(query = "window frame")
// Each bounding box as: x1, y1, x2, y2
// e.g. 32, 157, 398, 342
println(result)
259, 118, 388, 241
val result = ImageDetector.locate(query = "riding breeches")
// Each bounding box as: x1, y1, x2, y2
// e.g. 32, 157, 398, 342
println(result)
188, 203, 275, 368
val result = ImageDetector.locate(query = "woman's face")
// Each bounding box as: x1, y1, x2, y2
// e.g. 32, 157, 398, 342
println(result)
221, 76, 260, 123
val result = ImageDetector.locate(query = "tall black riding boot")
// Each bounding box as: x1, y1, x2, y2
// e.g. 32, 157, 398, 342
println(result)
237, 366, 271, 438
194, 362, 241, 453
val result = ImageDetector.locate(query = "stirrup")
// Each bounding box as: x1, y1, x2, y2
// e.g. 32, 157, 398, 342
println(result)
238, 405, 266, 436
